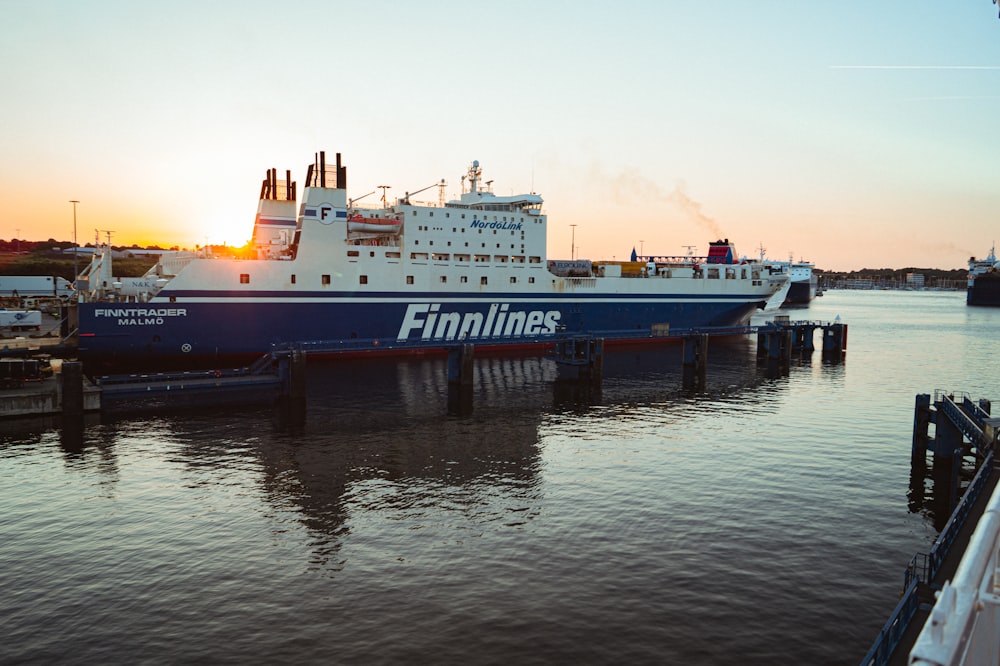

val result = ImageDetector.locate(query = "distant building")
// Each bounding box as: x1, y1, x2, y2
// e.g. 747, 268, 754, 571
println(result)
906, 273, 925, 288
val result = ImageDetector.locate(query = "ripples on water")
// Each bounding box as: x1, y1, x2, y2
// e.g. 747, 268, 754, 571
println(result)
1, 291, 998, 664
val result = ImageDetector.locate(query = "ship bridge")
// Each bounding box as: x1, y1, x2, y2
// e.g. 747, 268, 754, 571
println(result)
446, 159, 543, 213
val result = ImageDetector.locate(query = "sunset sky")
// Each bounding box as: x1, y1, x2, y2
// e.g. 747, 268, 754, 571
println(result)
1, 1, 998, 271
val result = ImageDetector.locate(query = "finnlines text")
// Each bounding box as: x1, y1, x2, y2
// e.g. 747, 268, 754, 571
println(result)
397, 303, 560, 340
94, 307, 187, 326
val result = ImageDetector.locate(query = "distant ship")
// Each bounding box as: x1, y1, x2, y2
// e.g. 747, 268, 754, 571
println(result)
75, 152, 787, 372
758, 248, 817, 306
784, 261, 818, 304
967, 244, 1000, 307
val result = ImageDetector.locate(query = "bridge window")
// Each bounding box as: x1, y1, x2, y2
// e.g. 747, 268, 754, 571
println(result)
510, 276, 517, 284
528, 277, 535, 284
440, 276, 447, 283
291, 274, 296, 284
240, 273, 250, 284
322, 274, 331, 286
480, 276, 488, 285
461, 276, 468, 283
406, 275, 414, 285
359, 275, 368, 284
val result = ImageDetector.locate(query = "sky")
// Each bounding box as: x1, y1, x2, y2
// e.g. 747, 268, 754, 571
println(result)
1, 1, 998, 271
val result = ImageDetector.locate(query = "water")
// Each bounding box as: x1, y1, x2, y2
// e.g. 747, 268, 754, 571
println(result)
2, 291, 998, 665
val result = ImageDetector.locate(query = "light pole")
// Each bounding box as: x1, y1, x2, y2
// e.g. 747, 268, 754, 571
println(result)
69, 200, 79, 284
15, 228, 19, 254
570, 224, 577, 260
640, 239, 644, 258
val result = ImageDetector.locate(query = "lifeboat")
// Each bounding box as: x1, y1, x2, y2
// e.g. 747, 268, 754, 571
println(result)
347, 214, 402, 234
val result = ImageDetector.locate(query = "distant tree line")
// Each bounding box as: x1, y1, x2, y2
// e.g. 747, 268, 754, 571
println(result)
818, 267, 967, 289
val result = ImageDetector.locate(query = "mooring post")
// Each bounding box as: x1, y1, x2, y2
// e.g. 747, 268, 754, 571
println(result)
447, 344, 475, 415
768, 329, 791, 362
288, 350, 307, 400
912, 393, 932, 463
448, 344, 475, 387
60, 361, 84, 417
803, 325, 816, 352
756, 330, 768, 359
791, 324, 815, 352
822, 323, 847, 359
682, 334, 708, 389
589, 338, 604, 387
275, 350, 307, 423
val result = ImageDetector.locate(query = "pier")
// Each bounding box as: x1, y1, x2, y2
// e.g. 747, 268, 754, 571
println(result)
862, 391, 1000, 666
0, 353, 298, 418
1, 319, 847, 418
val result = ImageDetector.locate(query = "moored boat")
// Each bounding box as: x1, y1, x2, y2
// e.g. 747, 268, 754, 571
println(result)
75, 152, 788, 373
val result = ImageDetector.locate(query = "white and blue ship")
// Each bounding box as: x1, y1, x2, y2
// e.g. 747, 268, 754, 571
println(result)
76, 152, 788, 372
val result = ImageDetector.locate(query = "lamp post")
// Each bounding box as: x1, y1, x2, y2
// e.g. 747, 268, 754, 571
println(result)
570, 224, 577, 260
69, 200, 79, 285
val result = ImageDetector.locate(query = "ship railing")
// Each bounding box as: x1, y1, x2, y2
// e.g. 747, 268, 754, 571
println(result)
863, 448, 996, 666
635, 255, 708, 264
910, 469, 1000, 665
937, 391, 993, 449
860, 576, 921, 666
907, 448, 995, 587
962, 395, 992, 430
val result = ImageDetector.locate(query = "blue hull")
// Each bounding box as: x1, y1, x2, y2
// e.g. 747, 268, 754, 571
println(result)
78, 291, 766, 372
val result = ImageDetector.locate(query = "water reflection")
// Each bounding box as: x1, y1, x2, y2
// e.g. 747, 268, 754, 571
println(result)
3, 337, 840, 573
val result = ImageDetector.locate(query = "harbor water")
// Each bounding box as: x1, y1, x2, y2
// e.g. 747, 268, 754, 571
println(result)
2, 290, 998, 664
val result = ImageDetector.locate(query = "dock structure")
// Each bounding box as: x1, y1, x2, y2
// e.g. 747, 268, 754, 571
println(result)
95, 351, 296, 412
862, 391, 1000, 666
3, 318, 845, 418
756, 318, 847, 365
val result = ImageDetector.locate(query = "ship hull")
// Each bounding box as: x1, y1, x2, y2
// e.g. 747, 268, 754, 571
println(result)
784, 276, 817, 304
967, 274, 1000, 306
78, 292, 766, 373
